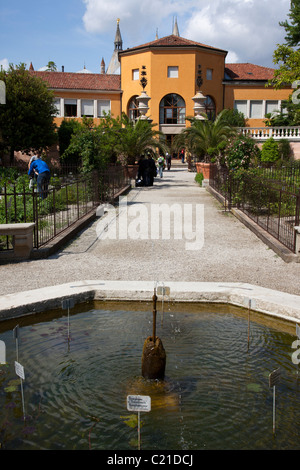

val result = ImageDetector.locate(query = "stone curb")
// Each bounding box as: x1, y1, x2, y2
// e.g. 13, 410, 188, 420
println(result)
1, 280, 300, 325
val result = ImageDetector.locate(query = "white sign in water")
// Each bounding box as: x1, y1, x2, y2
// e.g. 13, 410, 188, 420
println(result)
127, 395, 151, 412
15, 361, 25, 380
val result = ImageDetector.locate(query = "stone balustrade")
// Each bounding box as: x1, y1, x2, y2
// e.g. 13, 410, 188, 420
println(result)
239, 126, 300, 141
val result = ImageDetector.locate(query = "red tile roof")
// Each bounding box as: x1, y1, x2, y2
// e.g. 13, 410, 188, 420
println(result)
30, 71, 121, 91
120, 34, 227, 55
225, 63, 275, 81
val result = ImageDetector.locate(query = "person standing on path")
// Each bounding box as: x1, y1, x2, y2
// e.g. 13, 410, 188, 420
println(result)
157, 155, 165, 178
166, 153, 171, 170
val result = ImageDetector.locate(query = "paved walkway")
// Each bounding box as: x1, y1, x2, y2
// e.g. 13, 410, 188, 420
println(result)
1, 168, 300, 297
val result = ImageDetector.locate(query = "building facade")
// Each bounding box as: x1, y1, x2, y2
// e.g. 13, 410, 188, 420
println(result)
30, 20, 292, 147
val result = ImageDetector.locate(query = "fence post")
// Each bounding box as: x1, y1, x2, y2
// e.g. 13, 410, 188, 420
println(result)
294, 190, 300, 253
227, 171, 232, 211
33, 185, 39, 249
53, 185, 56, 237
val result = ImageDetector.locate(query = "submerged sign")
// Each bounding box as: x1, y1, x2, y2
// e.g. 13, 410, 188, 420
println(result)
127, 395, 151, 412
269, 368, 281, 388
15, 361, 25, 380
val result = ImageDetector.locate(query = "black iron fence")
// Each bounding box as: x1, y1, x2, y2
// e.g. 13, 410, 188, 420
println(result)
0, 167, 130, 250
210, 166, 300, 253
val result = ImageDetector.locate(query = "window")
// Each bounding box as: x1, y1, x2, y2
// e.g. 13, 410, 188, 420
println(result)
266, 100, 280, 115
167, 66, 178, 78
81, 99, 94, 117
53, 98, 61, 116
206, 69, 213, 80
64, 99, 77, 117
159, 94, 185, 124
234, 100, 247, 117
250, 100, 263, 118
128, 96, 139, 121
132, 69, 139, 81
204, 96, 216, 121
97, 100, 110, 117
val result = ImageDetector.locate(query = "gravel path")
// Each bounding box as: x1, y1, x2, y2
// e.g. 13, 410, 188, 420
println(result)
1, 168, 300, 297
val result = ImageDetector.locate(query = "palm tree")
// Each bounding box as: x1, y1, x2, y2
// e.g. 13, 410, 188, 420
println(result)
117, 114, 169, 165
174, 110, 237, 162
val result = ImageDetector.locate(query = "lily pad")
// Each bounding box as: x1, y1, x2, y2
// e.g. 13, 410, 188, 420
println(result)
4, 379, 20, 393
120, 414, 140, 429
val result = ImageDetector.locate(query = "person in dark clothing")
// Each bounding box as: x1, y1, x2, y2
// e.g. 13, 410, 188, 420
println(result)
138, 154, 156, 186
144, 154, 157, 186
166, 153, 172, 170
137, 156, 147, 186
28, 159, 50, 199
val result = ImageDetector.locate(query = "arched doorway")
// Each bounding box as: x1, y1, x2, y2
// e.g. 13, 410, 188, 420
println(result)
159, 93, 186, 158
128, 96, 139, 121
204, 95, 216, 120
159, 93, 186, 124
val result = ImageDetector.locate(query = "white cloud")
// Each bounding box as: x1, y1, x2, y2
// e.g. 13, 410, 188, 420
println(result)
82, 0, 291, 66
0, 58, 9, 71
226, 51, 239, 63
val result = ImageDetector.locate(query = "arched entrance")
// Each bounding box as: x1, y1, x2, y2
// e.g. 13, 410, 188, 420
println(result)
128, 96, 139, 121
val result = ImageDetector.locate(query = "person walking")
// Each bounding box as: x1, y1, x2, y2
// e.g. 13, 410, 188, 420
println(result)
166, 153, 171, 170
28, 158, 51, 199
157, 155, 165, 178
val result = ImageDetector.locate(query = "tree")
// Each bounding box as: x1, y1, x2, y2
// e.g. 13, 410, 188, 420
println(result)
175, 110, 237, 162
270, 45, 300, 89
0, 63, 57, 162
58, 118, 82, 159
117, 114, 168, 165
279, 0, 300, 47
221, 108, 246, 127
270, 0, 300, 89
61, 114, 123, 172
46, 61, 57, 71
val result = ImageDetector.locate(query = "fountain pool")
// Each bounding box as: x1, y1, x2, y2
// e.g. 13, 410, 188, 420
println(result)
0, 301, 299, 450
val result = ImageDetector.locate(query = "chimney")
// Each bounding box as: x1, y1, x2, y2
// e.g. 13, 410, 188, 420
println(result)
62, 66, 64, 72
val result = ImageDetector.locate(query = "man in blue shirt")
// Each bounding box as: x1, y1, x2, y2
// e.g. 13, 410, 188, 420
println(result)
28, 159, 50, 199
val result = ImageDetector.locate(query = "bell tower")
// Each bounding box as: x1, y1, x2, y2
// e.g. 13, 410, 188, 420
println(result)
107, 19, 123, 74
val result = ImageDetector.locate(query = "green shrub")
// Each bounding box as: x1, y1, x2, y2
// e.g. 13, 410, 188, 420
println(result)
278, 139, 291, 161
195, 172, 204, 186
224, 134, 260, 170
261, 137, 279, 165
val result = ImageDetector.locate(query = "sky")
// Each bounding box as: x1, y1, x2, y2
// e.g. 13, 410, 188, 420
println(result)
0, 0, 292, 74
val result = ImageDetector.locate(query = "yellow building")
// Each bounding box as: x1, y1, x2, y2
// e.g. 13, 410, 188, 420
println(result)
31, 19, 292, 147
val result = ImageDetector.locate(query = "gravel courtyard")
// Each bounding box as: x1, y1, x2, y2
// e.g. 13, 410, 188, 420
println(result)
1, 168, 299, 297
